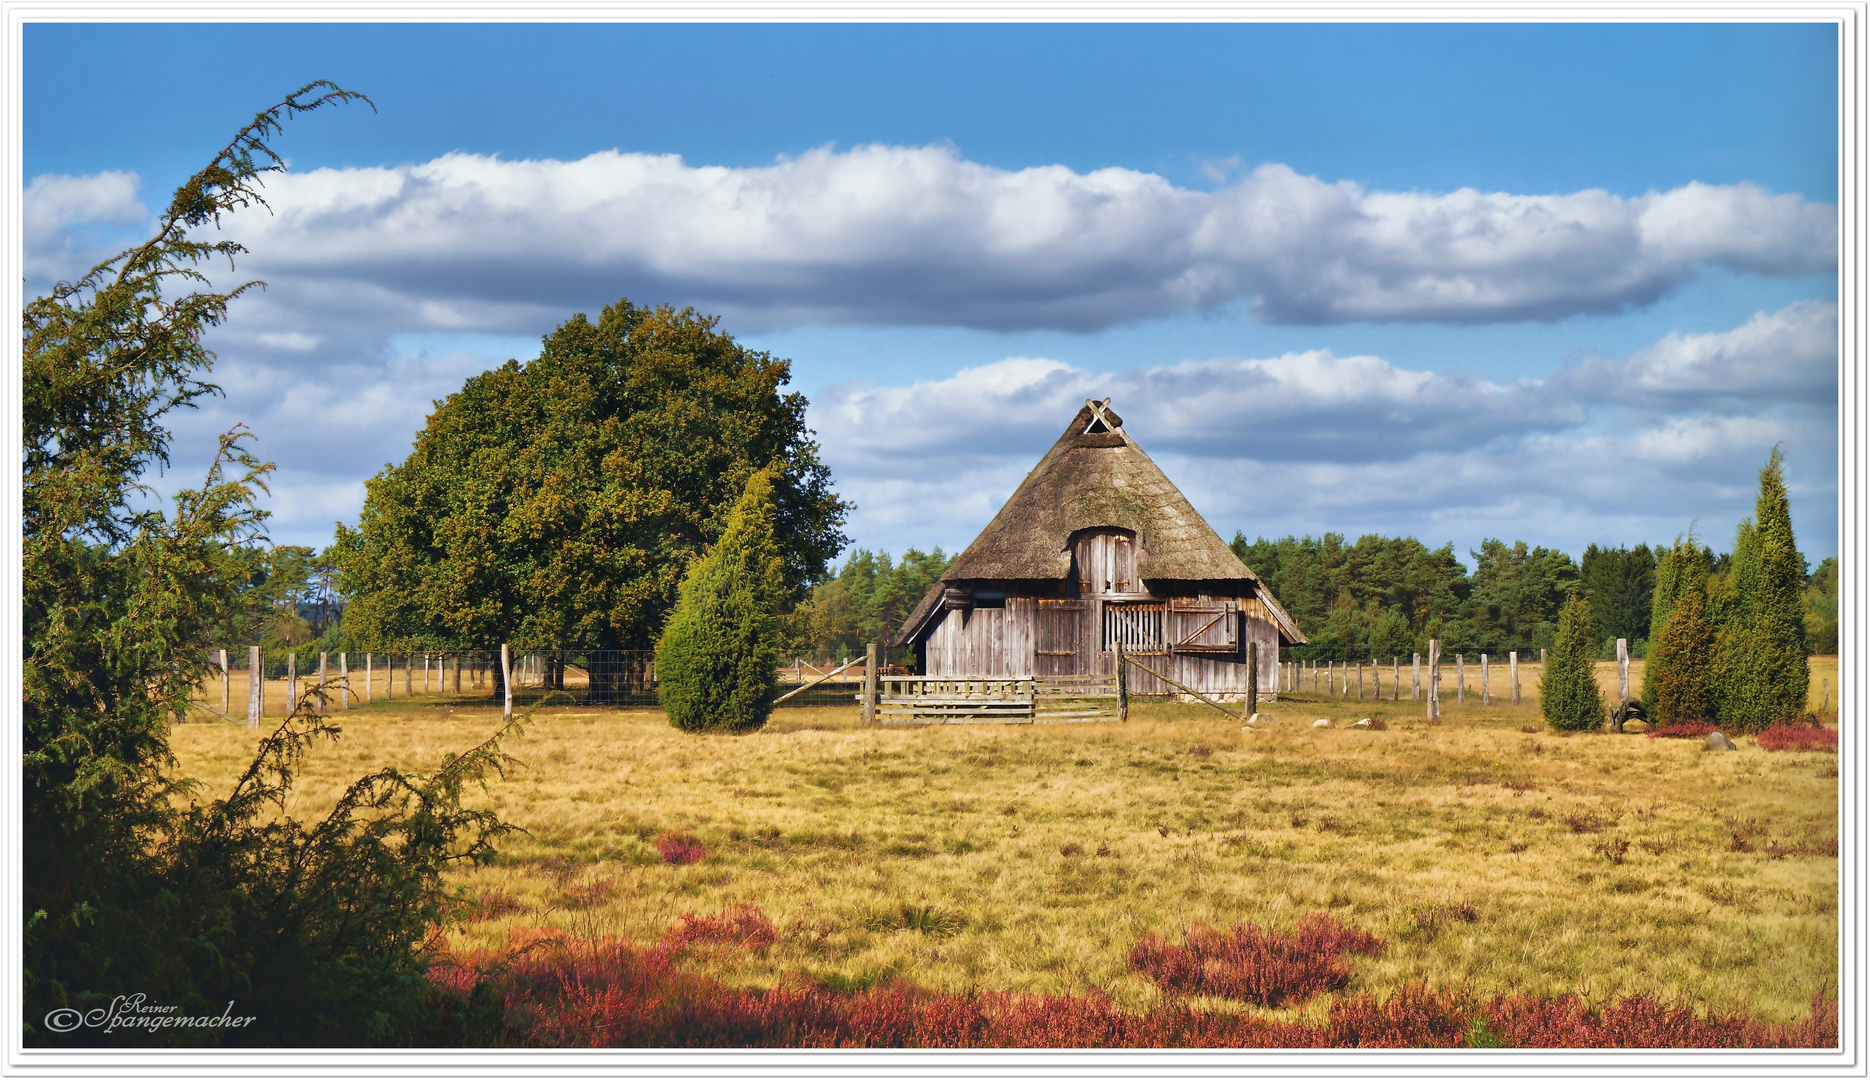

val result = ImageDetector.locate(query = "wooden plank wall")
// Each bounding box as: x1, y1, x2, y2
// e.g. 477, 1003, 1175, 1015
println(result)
1117, 620, 1276, 697
1032, 599, 1090, 677
924, 598, 1037, 678
927, 595, 1278, 699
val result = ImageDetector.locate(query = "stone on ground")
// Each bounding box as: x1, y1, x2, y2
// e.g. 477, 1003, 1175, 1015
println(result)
1312, 718, 1332, 728
1706, 731, 1737, 751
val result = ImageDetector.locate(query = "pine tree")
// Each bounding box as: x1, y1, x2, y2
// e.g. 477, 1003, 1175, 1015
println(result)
1542, 591, 1606, 731
657, 469, 788, 732
1709, 449, 1810, 733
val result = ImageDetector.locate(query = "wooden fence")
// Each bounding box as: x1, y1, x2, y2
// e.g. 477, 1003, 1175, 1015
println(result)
1275, 645, 1541, 712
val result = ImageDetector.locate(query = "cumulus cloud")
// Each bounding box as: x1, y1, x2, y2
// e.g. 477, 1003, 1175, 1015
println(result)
811, 300, 1837, 560
29, 148, 1834, 334
822, 349, 1581, 474
35, 148, 1832, 558
24, 170, 143, 234
1555, 299, 1838, 408
23, 170, 146, 279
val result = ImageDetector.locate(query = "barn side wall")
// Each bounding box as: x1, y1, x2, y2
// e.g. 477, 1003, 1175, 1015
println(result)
924, 599, 1037, 678
920, 595, 1281, 699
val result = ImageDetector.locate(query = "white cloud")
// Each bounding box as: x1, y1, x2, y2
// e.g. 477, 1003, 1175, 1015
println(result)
811, 300, 1837, 561
257, 331, 322, 352
1556, 299, 1837, 407
31, 148, 1832, 334
23, 171, 147, 280
23, 170, 143, 235
43, 148, 1829, 560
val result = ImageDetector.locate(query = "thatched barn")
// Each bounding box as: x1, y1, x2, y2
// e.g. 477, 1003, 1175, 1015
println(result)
894, 399, 1303, 701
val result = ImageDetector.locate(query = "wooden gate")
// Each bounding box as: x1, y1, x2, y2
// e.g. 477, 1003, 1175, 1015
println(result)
874, 672, 1123, 723
1169, 600, 1239, 655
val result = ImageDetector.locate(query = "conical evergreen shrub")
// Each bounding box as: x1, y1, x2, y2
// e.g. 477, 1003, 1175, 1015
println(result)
1641, 535, 1711, 713
1542, 591, 1605, 732
1709, 449, 1810, 733
1752, 448, 1811, 720
656, 469, 787, 732
1650, 579, 1715, 724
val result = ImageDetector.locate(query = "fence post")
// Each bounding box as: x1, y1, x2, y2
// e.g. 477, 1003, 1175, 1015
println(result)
1456, 653, 1465, 703
1412, 653, 1421, 701
1427, 639, 1441, 723
1510, 650, 1521, 705
424, 652, 431, 694
1617, 637, 1629, 703
1482, 653, 1490, 705
454, 653, 462, 695
318, 652, 328, 713
863, 643, 879, 724
286, 651, 297, 715
366, 652, 374, 703
1116, 642, 1128, 722
501, 644, 513, 720
340, 653, 350, 709
248, 645, 262, 726
1393, 656, 1400, 701
405, 652, 414, 697
218, 649, 229, 717
1245, 640, 1258, 719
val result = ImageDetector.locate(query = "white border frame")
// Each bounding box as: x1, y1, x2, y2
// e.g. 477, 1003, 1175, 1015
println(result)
2, 4, 1860, 1077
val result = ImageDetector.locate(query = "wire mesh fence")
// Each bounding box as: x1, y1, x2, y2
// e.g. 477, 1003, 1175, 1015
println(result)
195, 647, 870, 717
1277, 649, 1546, 705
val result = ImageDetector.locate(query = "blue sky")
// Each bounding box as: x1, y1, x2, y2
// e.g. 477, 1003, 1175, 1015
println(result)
24, 21, 1840, 567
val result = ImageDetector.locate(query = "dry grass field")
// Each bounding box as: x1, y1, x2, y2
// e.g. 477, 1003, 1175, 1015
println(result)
175, 655, 1839, 1027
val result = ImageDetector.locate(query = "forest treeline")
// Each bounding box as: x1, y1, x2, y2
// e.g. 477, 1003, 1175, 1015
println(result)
1227, 533, 1837, 662
758, 532, 1838, 664
269, 535, 1837, 665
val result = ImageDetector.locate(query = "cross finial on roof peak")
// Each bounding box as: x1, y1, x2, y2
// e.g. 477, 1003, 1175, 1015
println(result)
1083, 397, 1120, 434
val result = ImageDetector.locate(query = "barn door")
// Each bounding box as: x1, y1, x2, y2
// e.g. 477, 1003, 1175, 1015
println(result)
1034, 599, 1090, 676
1071, 528, 1138, 595
1169, 600, 1239, 655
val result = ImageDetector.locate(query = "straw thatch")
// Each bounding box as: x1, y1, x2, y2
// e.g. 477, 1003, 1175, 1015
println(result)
942, 402, 1255, 583
896, 401, 1302, 646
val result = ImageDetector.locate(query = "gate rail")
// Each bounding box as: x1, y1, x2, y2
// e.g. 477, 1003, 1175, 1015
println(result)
875, 672, 1124, 724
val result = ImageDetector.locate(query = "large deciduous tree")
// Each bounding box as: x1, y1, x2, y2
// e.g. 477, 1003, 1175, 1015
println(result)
335, 299, 850, 681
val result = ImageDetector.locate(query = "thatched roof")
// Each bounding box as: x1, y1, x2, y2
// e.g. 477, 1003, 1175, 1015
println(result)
895, 400, 1305, 645
942, 401, 1254, 583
